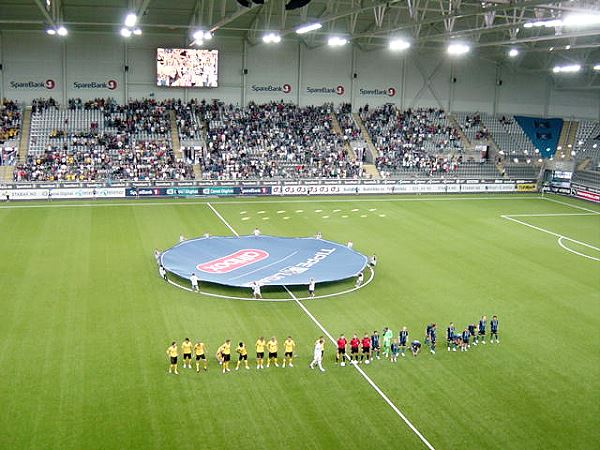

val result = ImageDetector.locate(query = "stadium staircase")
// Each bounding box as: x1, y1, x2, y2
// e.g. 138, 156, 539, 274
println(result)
330, 114, 356, 159
557, 121, 579, 160
169, 110, 183, 161
352, 113, 379, 160
0, 165, 13, 183
363, 164, 381, 179
448, 114, 473, 150
18, 107, 32, 164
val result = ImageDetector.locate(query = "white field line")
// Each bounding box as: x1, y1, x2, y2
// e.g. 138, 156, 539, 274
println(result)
0, 195, 541, 210
543, 196, 600, 214
558, 237, 600, 262
206, 202, 435, 450
207, 202, 239, 237
503, 213, 598, 218
501, 215, 600, 253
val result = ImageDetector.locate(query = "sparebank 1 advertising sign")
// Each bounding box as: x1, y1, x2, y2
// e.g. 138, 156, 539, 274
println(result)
305, 85, 346, 96
358, 87, 397, 97
72, 79, 118, 90
8, 79, 56, 90
250, 83, 292, 94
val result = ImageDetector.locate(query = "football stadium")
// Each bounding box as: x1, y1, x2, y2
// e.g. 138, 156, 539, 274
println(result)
0, 1, 599, 449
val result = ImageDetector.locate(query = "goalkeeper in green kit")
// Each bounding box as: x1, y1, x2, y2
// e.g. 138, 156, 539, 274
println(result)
382, 327, 393, 358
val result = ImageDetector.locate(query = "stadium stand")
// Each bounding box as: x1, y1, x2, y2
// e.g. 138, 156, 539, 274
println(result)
15, 99, 193, 182
0, 100, 21, 166
199, 101, 363, 179
573, 120, 600, 170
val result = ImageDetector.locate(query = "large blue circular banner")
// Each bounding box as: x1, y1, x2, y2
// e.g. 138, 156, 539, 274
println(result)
160, 235, 367, 287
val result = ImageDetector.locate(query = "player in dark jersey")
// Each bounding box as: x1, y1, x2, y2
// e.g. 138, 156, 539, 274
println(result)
424, 323, 433, 346
336, 334, 347, 364
370, 331, 381, 360
490, 315, 499, 343
461, 328, 470, 351
429, 323, 437, 354
399, 327, 409, 357
410, 340, 422, 357
476, 315, 487, 344
453, 329, 462, 351
447, 322, 456, 352
468, 323, 477, 347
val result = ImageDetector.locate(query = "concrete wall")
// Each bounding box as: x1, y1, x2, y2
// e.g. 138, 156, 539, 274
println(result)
0, 30, 598, 119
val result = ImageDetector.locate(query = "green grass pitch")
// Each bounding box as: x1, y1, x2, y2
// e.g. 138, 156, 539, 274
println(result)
0, 193, 598, 449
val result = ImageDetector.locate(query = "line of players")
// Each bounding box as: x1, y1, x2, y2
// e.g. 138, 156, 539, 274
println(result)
166, 336, 299, 375
165, 316, 498, 375
331, 316, 500, 366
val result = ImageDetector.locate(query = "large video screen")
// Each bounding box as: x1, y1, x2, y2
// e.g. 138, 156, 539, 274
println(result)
156, 48, 218, 88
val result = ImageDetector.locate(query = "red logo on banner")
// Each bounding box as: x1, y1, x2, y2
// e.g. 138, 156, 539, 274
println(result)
282, 83, 292, 94
45, 79, 56, 89
336, 85, 345, 95
387, 87, 396, 97
196, 249, 269, 273
107, 80, 118, 90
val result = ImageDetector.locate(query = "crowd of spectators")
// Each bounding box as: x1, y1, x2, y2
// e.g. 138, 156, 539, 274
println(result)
0, 100, 21, 144
462, 113, 490, 141
199, 101, 363, 179
363, 104, 463, 176
13, 141, 191, 182
31, 98, 59, 114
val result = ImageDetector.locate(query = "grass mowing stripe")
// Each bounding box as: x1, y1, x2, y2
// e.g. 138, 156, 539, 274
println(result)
283, 286, 436, 450
502, 215, 600, 252
543, 195, 600, 214
207, 201, 436, 450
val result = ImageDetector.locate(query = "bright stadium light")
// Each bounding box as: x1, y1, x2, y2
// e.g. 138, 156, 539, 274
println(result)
447, 42, 470, 55
46, 28, 56, 35
204, 31, 212, 40
562, 13, 600, 27
262, 33, 282, 43
328, 36, 348, 47
508, 48, 519, 57
296, 23, 322, 34
389, 39, 410, 51
193, 30, 212, 41
120, 27, 132, 38
125, 13, 137, 28
552, 64, 581, 73
56, 25, 68, 36
133, 28, 142, 36
594, 64, 600, 71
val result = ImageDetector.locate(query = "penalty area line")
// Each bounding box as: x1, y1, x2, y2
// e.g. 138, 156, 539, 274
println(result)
206, 201, 435, 450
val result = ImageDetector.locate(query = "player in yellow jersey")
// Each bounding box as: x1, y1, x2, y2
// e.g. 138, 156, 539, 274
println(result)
283, 336, 296, 368
266, 336, 279, 368
194, 341, 207, 372
166, 341, 179, 374
235, 342, 250, 370
216, 340, 232, 374
255, 336, 266, 369
181, 338, 193, 369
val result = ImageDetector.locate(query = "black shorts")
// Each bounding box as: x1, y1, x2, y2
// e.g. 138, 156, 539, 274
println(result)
183, 353, 192, 360
491, 329, 498, 335
308, 289, 314, 294
285, 352, 293, 358
268, 352, 277, 359
400, 341, 407, 347
170, 356, 177, 364
256, 352, 264, 359
222, 354, 231, 362
362, 347, 370, 353
239, 354, 248, 361
478, 330, 485, 336
372, 345, 380, 351
195, 354, 206, 361
338, 347, 346, 354
351, 347, 359, 354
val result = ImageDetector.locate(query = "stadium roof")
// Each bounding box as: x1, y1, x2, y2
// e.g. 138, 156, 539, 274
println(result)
0, 0, 598, 82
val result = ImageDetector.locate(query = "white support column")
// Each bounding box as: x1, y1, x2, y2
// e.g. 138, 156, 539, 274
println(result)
543, 75, 551, 118
241, 39, 247, 107
400, 55, 406, 110
493, 63, 500, 116
350, 45, 356, 110
61, 40, 67, 104
123, 43, 128, 103
0, 32, 4, 102
448, 61, 455, 113
296, 42, 302, 106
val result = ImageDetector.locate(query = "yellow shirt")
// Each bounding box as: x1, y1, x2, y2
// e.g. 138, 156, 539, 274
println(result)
256, 339, 266, 352
194, 343, 205, 355
182, 341, 193, 354
284, 339, 295, 353
267, 340, 278, 353
166, 345, 178, 357
220, 342, 231, 356
237, 345, 248, 356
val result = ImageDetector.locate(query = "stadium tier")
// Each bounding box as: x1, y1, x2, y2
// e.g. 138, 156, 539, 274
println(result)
0, 100, 21, 165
